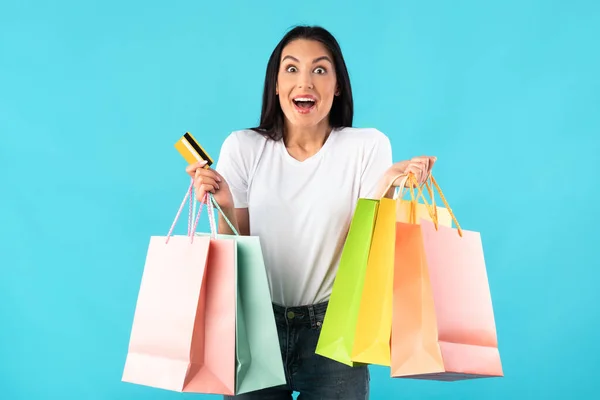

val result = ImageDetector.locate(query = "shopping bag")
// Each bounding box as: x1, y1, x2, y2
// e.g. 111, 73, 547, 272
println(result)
234, 235, 286, 393
198, 197, 286, 394
122, 181, 236, 394
315, 198, 379, 366
391, 175, 503, 381
348, 175, 409, 367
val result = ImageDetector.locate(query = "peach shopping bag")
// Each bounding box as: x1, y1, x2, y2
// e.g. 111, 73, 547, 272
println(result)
122, 181, 236, 394
391, 175, 503, 381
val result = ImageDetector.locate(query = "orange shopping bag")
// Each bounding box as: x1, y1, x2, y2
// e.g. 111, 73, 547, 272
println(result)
122, 181, 236, 394
391, 174, 503, 381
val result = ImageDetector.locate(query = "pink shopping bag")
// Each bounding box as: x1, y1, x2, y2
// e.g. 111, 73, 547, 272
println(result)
122, 181, 236, 394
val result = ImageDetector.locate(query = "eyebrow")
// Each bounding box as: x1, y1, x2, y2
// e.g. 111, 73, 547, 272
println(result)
281, 55, 333, 64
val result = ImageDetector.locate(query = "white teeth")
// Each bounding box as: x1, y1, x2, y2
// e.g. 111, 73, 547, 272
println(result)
294, 98, 315, 102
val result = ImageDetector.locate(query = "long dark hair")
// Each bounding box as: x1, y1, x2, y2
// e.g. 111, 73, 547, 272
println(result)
250, 25, 354, 140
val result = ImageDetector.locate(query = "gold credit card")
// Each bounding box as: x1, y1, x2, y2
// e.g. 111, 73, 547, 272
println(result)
174, 132, 213, 167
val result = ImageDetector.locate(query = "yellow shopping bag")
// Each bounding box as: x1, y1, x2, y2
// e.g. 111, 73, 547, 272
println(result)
350, 196, 396, 366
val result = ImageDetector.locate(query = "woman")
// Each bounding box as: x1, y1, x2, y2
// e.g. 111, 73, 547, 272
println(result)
186, 25, 435, 399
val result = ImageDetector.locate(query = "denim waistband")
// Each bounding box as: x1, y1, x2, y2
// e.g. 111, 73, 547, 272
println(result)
272, 301, 329, 328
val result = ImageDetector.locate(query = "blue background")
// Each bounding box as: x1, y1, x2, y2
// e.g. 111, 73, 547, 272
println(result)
1, 0, 599, 399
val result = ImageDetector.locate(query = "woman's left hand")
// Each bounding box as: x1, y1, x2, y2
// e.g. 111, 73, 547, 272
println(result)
386, 155, 437, 188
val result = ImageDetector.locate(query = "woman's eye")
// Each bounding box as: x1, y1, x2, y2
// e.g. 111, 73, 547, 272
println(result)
314, 67, 326, 74
286, 66, 297, 72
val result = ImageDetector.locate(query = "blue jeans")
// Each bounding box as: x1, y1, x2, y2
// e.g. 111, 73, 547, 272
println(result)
224, 301, 370, 399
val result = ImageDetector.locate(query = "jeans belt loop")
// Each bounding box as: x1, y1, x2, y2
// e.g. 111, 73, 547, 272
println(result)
308, 305, 316, 329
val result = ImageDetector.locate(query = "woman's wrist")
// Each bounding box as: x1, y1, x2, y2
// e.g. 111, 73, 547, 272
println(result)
373, 172, 395, 199
370, 162, 410, 199
218, 206, 240, 234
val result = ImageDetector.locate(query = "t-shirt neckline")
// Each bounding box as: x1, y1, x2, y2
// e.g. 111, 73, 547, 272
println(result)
278, 127, 341, 166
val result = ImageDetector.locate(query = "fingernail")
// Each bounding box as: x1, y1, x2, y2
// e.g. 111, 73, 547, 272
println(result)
199, 160, 208, 165
216, 184, 220, 189
216, 176, 222, 182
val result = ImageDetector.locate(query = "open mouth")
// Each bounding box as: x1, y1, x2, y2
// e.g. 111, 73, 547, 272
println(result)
292, 97, 316, 113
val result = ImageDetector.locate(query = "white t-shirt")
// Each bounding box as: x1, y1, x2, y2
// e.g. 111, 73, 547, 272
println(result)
216, 126, 393, 307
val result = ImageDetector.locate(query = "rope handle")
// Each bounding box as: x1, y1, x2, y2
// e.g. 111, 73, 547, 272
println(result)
165, 178, 240, 243
166, 178, 205, 243
382, 173, 432, 204
429, 175, 462, 236
208, 193, 239, 236
405, 173, 463, 237
382, 173, 408, 199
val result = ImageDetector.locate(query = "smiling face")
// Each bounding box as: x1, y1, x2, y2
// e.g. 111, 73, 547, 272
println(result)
276, 39, 339, 131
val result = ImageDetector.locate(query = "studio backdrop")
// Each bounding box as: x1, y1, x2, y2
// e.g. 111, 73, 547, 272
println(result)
1, 0, 599, 399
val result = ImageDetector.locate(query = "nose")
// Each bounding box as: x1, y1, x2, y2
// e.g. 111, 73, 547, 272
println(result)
297, 70, 314, 90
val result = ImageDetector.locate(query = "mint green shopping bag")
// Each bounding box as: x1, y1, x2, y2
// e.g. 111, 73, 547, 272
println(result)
315, 199, 379, 367
234, 235, 286, 394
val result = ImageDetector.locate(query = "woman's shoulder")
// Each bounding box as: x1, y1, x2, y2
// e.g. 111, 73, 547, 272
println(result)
218, 129, 270, 160
222, 128, 268, 149
334, 126, 391, 147
217, 129, 270, 175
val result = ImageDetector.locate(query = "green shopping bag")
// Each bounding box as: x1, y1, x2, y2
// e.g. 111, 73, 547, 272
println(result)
315, 198, 380, 366
234, 235, 286, 394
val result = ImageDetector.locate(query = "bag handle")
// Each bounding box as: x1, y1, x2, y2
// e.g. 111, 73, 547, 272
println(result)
382, 174, 408, 200
165, 178, 239, 243
382, 173, 429, 201
383, 173, 429, 224
166, 178, 205, 243
405, 173, 463, 237
207, 193, 239, 236
429, 174, 462, 236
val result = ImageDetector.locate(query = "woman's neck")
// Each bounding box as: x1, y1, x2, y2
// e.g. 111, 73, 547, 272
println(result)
283, 121, 332, 160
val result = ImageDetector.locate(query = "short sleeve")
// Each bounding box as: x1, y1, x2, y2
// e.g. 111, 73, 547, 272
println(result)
359, 130, 393, 199
215, 132, 249, 208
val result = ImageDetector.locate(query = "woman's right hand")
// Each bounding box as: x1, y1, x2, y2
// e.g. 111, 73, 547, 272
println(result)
185, 160, 235, 210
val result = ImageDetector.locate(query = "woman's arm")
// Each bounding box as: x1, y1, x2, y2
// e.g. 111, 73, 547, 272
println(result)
373, 156, 437, 199
218, 207, 250, 236
372, 161, 409, 199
